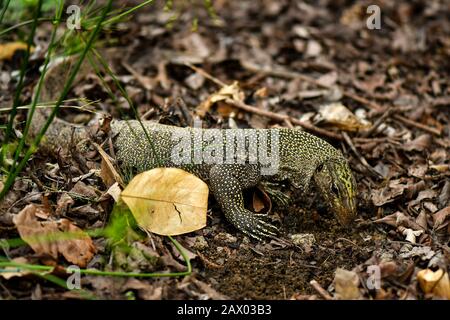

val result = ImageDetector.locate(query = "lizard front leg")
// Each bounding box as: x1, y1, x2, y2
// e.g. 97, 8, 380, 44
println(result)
259, 181, 291, 208
208, 164, 278, 240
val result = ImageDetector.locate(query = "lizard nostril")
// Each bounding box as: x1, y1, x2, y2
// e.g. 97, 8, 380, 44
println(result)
331, 184, 339, 195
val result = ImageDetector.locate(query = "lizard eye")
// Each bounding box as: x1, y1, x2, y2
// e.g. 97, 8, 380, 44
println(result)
331, 184, 339, 195
317, 163, 324, 171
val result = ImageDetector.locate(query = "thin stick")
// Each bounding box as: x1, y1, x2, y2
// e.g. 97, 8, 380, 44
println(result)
361, 107, 394, 138
184, 62, 227, 87
241, 61, 442, 136
393, 114, 441, 136
185, 60, 342, 139
342, 132, 382, 178
225, 98, 343, 140
309, 280, 333, 300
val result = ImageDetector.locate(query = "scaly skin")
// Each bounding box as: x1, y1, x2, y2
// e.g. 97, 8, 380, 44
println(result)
110, 120, 357, 240
31, 115, 357, 240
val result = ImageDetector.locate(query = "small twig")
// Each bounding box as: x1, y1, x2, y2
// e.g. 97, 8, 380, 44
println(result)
342, 132, 382, 179
184, 62, 227, 87
241, 62, 442, 136
361, 107, 394, 138
341, 90, 383, 112
242, 60, 383, 111
335, 237, 360, 248
225, 98, 343, 140
186, 60, 347, 140
283, 118, 294, 129
354, 136, 402, 144
122, 61, 153, 91
393, 114, 442, 136
309, 280, 333, 300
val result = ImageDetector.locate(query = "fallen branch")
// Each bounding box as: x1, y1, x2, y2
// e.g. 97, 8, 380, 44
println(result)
393, 114, 442, 136
309, 280, 333, 300
241, 61, 442, 136
184, 62, 227, 87
225, 98, 343, 140
342, 132, 383, 179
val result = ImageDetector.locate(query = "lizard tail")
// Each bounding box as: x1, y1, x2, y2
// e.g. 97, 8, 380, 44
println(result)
29, 56, 91, 154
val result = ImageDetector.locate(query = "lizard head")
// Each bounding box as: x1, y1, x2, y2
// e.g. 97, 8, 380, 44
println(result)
313, 156, 357, 226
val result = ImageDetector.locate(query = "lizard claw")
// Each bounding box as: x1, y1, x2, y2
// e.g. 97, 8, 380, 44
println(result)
228, 210, 278, 241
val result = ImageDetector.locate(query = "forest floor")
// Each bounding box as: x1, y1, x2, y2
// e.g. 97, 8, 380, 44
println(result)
0, 0, 449, 299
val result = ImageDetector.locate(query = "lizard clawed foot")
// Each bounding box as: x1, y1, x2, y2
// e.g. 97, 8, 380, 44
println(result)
227, 210, 279, 241
260, 182, 291, 208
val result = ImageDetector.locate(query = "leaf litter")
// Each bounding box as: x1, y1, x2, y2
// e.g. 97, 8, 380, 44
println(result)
1, 0, 449, 299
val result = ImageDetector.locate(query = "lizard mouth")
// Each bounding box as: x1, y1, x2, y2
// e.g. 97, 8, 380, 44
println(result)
333, 197, 357, 226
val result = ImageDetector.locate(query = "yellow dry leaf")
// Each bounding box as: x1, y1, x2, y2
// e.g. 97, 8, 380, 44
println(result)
0, 257, 33, 280
319, 102, 371, 132
0, 42, 34, 60
121, 168, 209, 236
417, 269, 450, 299
13, 204, 95, 267
334, 268, 362, 300
196, 81, 245, 117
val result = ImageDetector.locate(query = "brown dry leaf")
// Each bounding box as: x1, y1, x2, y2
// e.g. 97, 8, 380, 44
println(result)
408, 189, 437, 207
40, 55, 93, 102
340, 3, 365, 28
122, 278, 163, 300
402, 134, 431, 152
371, 179, 408, 206
252, 186, 272, 213
407, 164, 428, 178
180, 33, 211, 60
13, 204, 95, 267
398, 212, 425, 231
196, 81, 245, 117
0, 42, 34, 60
216, 101, 237, 118
95, 142, 124, 187
433, 206, 450, 230
417, 269, 450, 299
55, 193, 74, 216
353, 74, 386, 94
318, 102, 371, 132
121, 168, 208, 236
316, 71, 338, 87
374, 211, 424, 231
254, 87, 268, 98
334, 268, 362, 300
190, 276, 229, 300
70, 181, 97, 199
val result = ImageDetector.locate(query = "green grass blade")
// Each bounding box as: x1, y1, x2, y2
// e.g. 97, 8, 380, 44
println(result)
1, 0, 43, 165
0, 0, 114, 201
88, 46, 163, 167
0, 0, 11, 25
101, 0, 154, 27
10, 1, 64, 175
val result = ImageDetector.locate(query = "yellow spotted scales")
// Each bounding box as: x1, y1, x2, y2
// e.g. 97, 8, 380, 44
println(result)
31, 112, 357, 240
